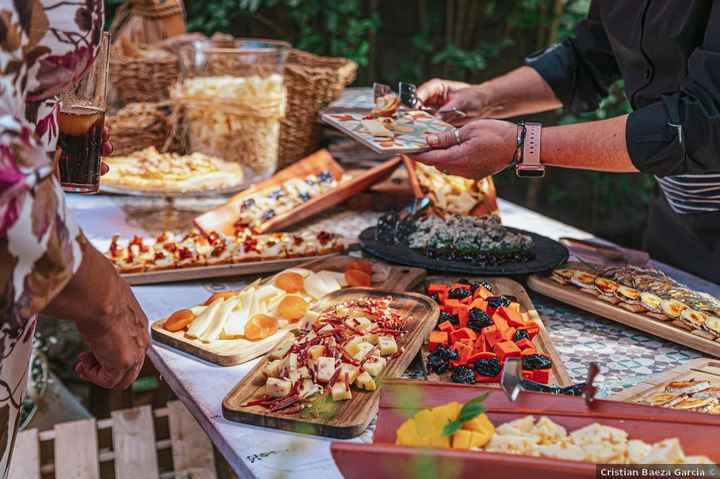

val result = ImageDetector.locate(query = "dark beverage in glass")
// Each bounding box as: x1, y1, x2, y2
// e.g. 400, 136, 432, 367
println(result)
57, 106, 105, 193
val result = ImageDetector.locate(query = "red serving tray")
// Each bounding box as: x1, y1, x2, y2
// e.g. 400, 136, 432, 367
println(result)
331, 380, 720, 479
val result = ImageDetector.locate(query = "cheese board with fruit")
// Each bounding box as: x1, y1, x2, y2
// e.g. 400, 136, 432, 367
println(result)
151, 256, 427, 366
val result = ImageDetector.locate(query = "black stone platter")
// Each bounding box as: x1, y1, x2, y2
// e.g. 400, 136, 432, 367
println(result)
359, 226, 569, 276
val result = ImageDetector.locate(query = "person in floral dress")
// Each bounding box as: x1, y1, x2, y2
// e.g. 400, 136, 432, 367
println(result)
0, 1, 150, 475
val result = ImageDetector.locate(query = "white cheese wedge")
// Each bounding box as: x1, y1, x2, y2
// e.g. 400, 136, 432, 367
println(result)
344, 336, 365, 354
186, 298, 225, 339
223, 289, 253, 336
352, 342, 375, 360
199, 297, 240, 342
378, 336, 398, 356
316, 357, 337, 384
355, 316, 373, 331
356, 371, 376, 391
331, 382, 352, 401
265, 377, 291, 398
263, 359, 285, 378
297, 367, 311, 379
363, 356, 386, 377
304, 273, 333, 300
300, 379, 322, 399
316, 271, 343, 292
339, 364, 359, 385
255, 284, 283, 305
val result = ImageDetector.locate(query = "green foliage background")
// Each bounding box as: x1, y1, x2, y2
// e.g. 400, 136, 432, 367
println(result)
107, 0, 655, 247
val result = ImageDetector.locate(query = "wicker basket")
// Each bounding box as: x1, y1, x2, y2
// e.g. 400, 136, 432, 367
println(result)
107, 102, 176, 156
279, 49, 358, 167
110, 48, 179, 103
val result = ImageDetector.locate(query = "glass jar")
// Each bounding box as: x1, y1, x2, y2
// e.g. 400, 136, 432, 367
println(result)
175, 39, 290, 183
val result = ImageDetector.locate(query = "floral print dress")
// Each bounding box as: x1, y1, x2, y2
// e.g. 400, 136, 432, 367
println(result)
0, 1, 104, 475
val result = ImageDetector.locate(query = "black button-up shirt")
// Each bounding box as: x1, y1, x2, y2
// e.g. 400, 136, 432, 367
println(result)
526, 0, 720, 213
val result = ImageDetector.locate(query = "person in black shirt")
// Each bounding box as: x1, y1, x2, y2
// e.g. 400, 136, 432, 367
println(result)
414, 0, 720, 283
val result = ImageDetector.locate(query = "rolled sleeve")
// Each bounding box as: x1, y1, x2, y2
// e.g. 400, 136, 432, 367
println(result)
526, 1, 620, 114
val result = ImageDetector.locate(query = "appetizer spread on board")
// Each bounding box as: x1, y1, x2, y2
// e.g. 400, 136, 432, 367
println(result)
101, 146, 246, 194
106, 230, 345, 274
394, 396, 713, 464
422, 279, 555, 385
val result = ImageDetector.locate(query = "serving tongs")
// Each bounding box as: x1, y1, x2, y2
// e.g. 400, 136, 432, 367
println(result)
501, 358, 600, 406
399, 81, 467, 119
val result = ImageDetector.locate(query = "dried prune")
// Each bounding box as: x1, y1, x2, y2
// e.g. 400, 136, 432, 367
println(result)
318, 170, 333, 183
467, 308, 493, 331
474, 357, 502, 377
299, 192, 312, 202
522, 354, 552, 370
434, 344, 458, 361
451, 366, 476, 384
448, 287, 472, 300
487, 295, 513, 309
439, 311, 459, 326
427, 352, 449, 375
513, 329, 530, 342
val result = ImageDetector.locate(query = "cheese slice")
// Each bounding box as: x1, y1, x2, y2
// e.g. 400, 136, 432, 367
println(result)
186, 298, 225, 338
223, 290, 252, 336
200, 297, 240, 342
255, 284, 283, 305
361, 119, 393, 138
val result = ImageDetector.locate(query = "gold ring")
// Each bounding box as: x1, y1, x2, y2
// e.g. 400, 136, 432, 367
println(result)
453, 129, 461, 145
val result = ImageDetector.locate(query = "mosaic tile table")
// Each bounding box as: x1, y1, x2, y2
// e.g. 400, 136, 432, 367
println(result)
65, 190, 718, 479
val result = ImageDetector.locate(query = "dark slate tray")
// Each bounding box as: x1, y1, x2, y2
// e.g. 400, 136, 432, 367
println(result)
359, 226, 568, 276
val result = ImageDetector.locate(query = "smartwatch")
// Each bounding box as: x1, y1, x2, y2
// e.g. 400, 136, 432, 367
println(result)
514, 122, 545, 178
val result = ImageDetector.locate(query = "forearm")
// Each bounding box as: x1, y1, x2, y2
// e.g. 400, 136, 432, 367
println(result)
476, 66, 563, 119
43, 242, 126, 331
542, 114, 638, 173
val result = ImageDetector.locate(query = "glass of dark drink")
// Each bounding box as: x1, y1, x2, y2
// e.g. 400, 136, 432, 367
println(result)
57, 32, 110, 193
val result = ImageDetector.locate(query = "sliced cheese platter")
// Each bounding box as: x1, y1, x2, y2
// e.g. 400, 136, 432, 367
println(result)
611, 358, 720, 415
151, 256, 427, 366
222, 288, 440, 438
528, 262, 720, 358
419, 276, 571, 388
194, 149, 402, 235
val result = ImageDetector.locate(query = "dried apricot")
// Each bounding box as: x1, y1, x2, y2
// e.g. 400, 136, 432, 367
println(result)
244, 314, 279, 341
345, 269, 372, 287
204, 291, 238, 305
275, 272, 305, 293
277, 295, 309, 322
346, 260, 373, 275
164, 309, 196, 332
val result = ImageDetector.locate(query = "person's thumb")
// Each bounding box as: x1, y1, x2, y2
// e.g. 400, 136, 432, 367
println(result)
427, 128, 462, 149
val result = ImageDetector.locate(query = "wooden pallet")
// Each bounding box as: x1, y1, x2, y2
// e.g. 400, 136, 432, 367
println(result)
8, 401, 216, 479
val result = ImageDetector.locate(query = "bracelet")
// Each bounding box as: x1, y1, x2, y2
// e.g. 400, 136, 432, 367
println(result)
511, 121, 527, 167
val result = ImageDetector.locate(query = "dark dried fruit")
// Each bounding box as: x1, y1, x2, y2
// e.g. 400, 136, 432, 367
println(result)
299, 192, 312, 202
261, 209, 276, 221
240, 198, 255, 210
522, 354, 552, 370
448, 287, 472, 300
433, 344, 458, 361
318, 170, 333, 183
451, 366, 476, 384
467, 308, 493, 331
268, 189, 284, 200
427, 352, 449, 375
487, 296, 513, 309
439, 311, 459, 326
474, 357, 502, 377
513, 329, 530, 342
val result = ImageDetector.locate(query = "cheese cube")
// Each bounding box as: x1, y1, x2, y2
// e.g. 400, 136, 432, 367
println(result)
331, 382, 352, 401
300, 379, 322, 399
265, 377, 291, 397
297, 366, 311, 379
356, 371, 376, 391
363, 356, 386, 377
344, 336, 365, 354
378, 336, 398, 356
268, 334, 294, 360
285, 353, 298, 373
339, 364, 359, 385
263, 359, 284, 378
316, 356, 337, 384
352, 342, 375, 360
308, 345, 325, 360
355, 316, 373, 330
366, 333, 379, 345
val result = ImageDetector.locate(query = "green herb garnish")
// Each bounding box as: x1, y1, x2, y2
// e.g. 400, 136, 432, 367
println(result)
442, 392, 490, 437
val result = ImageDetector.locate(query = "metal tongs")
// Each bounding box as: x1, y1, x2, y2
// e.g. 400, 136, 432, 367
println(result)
501, 358, 600, 406
372, 82, 466, 119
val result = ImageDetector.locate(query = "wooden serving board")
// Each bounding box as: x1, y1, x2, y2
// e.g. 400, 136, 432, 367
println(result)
151, 256, 427, 366
420, 276, 572, 388
611, 358, 720, 408
331, 380, 720, 479
222, 288, 440, 438
528, 272, 720, 358
194, 150, 402, 235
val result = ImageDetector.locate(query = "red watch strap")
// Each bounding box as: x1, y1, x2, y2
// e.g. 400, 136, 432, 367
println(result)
522, 122, 542, 168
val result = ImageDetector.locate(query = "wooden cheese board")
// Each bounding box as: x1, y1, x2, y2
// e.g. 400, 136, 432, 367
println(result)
151, 256, 427, 366
419, 276, 572, 387
194, 149, 402, 235
527, 271, 720, 358
331, 380, 720, 479
611, 358, 720, 414
222, 288, 440, 438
